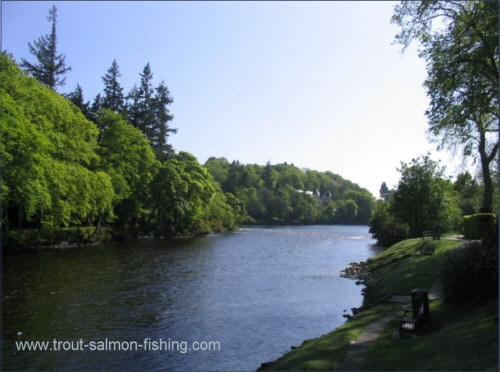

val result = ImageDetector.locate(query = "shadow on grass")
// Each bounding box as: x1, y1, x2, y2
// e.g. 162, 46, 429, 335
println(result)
364, 299, 498, 371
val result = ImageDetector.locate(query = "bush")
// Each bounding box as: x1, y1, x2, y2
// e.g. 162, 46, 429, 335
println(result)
463, 213, 497, 239
440, 242, 498, 307
369, 201, 409, 246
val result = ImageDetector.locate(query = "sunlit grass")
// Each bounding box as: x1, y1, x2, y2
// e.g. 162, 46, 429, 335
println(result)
366, 239, 459, 302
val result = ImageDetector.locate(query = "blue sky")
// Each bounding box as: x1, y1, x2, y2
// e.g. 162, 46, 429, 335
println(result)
2, 1, 466, 197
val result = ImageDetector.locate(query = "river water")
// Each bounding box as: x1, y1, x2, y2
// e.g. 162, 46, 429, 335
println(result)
2, 225, 381, 371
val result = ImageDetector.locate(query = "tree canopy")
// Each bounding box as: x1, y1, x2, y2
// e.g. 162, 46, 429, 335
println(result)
369, 154, 462, 245
204, 158, 375, 225
2, 53, 241, 244
2, 53, 113, 229
392, 1, 499, 212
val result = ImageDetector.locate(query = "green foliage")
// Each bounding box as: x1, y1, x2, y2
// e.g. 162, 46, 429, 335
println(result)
3, 51, 239, 242
200, 188, 243, 233
205, 157, 230, 185
333, 199, 358, 224
205, 159, 373, 226
66, 84, 91, 120
392, 1, 499, 212
150, 152, 215, 235
454, 172, 481, 215
101, 59, 125, 112
440, 242, 498, 308
127, 63, 176, 160
463, 213, 497, 240
98, 109, 159, 225
369, 201, 409, 246
343, 190, 374, 224
390, 155, 459, 236
2, 53, 114, 229
369, 155, 463, 245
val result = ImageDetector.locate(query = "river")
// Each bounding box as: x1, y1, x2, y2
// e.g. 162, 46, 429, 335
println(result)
2, 225, 381, 371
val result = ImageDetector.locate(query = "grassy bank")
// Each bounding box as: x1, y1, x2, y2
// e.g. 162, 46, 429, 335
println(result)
260, 238, 498, 371
362, 238, 459, 305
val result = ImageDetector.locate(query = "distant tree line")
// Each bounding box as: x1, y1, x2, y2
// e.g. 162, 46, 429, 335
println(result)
205, 158, 375, 225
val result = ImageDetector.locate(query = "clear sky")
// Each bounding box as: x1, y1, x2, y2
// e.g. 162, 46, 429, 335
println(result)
2, 1, 468, 197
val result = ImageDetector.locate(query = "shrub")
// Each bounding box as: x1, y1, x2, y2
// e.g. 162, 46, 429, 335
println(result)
440, 242, 498, 307
463, 213, 497, 239
369, 201, 409, 246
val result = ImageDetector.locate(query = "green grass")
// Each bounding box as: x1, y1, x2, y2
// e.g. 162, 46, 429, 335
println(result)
365, 238, 460, 302
260, 303, 403, 371
364, 299, 498, 371
260, 237, 498, 371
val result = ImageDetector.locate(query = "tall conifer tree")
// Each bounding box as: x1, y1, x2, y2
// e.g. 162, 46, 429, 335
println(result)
20, 5, 71, 90
127, 63, 176, 161
102, 59, 125, 113
66, 84, 91, 120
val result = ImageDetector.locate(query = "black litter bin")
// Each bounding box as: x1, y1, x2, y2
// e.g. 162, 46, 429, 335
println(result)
411, 288, 429, 320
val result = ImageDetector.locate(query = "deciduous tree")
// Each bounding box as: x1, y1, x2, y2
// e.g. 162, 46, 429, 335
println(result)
390, 155, 459, 236
392, 1, 499, 212
2, 53, 113, 229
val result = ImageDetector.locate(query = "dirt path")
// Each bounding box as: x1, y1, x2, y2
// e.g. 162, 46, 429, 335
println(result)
335, 305, 407, 370
337, 273, 447, 370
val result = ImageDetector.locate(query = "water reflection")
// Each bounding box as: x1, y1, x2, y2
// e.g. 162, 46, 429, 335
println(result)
3, 225, 381, 371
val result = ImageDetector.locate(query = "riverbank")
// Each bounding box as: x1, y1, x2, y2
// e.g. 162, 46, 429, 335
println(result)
2, 226, 231, 253
259, 237, 498, 371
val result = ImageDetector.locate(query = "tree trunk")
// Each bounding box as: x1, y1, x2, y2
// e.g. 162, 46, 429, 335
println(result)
94, 214, 103, 238
478, 130, 494, 213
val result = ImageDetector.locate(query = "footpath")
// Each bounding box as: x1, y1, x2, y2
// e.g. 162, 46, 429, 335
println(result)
335, 277, 442, 371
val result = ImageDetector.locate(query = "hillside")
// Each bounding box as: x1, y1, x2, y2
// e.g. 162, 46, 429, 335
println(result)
205, 157, 374, 225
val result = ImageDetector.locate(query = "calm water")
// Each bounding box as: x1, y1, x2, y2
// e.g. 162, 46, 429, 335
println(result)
3, 225, 381, 371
